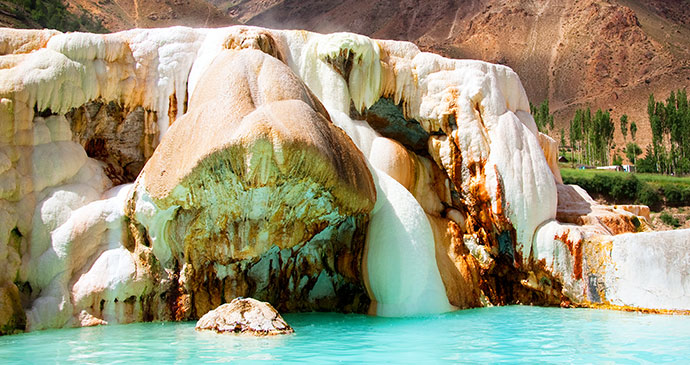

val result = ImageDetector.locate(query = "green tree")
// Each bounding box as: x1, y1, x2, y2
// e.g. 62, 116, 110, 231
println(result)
568, 107, 615, 166
569, 109, 583, 164
620, 114, 628, 141
8, 0, 107, 33
530, 99, 555, 133
630, 121, 637, 141
637, 146, 656, 173
592, 108, 614, 165
613, 154, 623, 166
645, 89, 690, 175
625, 142, 643, 165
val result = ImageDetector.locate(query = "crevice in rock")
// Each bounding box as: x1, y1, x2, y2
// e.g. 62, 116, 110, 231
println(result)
324, 48, 355, 80
481, 254, 566, 307
33, 105, 53, 118
355, 97, 430, 155
66, 99, 159, 185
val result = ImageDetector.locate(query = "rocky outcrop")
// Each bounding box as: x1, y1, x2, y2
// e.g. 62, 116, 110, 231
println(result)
126, 48, 376, 318
556, 184, 649, 235
0, 283, 24, 335
0, 25, 686, 334
532, 219, 690, 312
195, 297, 294, 336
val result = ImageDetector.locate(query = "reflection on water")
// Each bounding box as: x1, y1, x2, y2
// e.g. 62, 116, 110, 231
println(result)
2, 306, 690, 363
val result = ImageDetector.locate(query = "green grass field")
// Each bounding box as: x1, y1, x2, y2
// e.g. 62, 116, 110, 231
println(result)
559, 165, 690, 210
560, 166, 690, 187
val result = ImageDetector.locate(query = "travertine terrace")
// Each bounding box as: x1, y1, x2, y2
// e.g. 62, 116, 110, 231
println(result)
0, 25, 687, 335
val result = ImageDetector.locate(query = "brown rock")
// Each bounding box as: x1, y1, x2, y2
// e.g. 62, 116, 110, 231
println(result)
0, 283, 25, 335
556, 184, 649, 235
67, 101, 159, 185
615, 204, 650, 222
195, 298, 294, 336
428, 216, 482, 309
78, 310, 108, 327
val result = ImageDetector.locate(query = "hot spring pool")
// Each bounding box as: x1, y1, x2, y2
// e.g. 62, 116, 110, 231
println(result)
1, 305, 689, 363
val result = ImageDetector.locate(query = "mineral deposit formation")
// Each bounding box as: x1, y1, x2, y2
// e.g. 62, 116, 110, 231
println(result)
0, 26, 687, 334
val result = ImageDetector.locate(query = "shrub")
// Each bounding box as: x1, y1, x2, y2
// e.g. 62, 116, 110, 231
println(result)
561, 168, 688, 211
662, 185, 690, 207
568, 173, 641, 202
659, 212, 680, 228
610, 174, 640, 202
637, 185, 661, 210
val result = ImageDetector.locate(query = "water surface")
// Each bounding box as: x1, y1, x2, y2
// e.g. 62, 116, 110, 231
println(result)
1, 306, 689, 363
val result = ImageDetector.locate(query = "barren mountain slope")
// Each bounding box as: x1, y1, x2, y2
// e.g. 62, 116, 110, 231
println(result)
437, 0, 690, 149
0, 2, 41, 29
216, 0, 690, 149
68, 0, 234, 31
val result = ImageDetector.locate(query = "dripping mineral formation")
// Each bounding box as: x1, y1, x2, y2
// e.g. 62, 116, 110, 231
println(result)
0, 26, 687, 335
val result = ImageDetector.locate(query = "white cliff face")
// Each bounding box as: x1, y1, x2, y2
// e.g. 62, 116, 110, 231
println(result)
279, 31, 559, 314
533, 219, 690, 311
605, 230, 690, 310
0, 25, 685, 333
0, 27, 209, 333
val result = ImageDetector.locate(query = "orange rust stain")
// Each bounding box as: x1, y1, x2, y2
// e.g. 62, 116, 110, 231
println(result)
555, 230, 584, 280
493, 165, 504, 217
442, 220, 484, 308
447, 133, 464, 185
444, 88, 460, 134
168, 92, 178, 126
173, 290, 189, 321
599, 215, 636, 235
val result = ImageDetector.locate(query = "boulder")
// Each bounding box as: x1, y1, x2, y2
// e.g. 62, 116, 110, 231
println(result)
195, 298, 294, 336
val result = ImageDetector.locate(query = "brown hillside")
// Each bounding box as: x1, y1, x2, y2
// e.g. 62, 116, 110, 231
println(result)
67, 0, 234, 31
215, 0, 690, 152
0, 1, 43, 29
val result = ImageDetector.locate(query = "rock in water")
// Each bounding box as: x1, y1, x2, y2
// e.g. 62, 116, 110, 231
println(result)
195, 298, 294, 336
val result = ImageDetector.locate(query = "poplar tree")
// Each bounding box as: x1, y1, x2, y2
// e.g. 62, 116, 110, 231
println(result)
630, 121, 637, 141
638, 89, 690, 175
620, 114, 628, 141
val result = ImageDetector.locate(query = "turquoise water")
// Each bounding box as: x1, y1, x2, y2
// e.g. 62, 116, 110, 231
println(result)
1, 306, 690, 363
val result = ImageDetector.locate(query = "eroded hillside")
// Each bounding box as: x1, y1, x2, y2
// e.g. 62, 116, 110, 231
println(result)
216, 0, 690, 149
